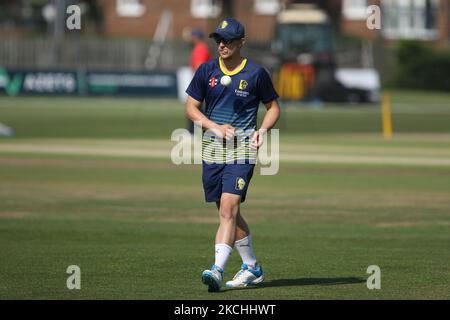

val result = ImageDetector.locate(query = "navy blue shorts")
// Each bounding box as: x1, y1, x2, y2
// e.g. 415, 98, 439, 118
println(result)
202, 162, 255, 203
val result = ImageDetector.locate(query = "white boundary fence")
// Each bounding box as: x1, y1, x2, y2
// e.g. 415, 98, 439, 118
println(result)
0, 37, 189, 71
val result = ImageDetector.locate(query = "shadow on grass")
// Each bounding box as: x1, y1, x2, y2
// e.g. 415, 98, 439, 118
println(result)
219, 277, 366, 292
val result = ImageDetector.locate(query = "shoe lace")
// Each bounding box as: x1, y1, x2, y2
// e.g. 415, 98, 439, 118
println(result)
211, 265, 223, 278
232, 264, 249, 280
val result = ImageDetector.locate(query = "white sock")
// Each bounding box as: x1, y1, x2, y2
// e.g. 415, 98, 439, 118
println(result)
234, 235, 257, 267
214, 243, 233, 270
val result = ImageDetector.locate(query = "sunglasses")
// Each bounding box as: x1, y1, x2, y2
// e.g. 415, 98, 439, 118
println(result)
214, 37, 238, 45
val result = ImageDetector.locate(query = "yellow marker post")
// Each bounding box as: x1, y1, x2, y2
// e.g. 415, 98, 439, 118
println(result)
381, 92, 393, 140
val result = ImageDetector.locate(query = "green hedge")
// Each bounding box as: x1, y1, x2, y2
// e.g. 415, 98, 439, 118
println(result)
394, 41, 450, 91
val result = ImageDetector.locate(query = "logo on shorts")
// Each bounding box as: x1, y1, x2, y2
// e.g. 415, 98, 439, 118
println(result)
236, 177, 246, 190
239, 80, 248, 90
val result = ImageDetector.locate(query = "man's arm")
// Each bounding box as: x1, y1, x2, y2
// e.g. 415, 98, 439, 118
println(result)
185, 95, 235, 139
260, 99, 281, 132
251, 99, 281, 148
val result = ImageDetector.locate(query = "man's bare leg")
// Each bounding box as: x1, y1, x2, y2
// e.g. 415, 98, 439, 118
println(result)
215, 193, 241, 247
201, 193, 241, 292
214, 194, 263, 288
215, 196, 256, 268
215, 197, 249, 245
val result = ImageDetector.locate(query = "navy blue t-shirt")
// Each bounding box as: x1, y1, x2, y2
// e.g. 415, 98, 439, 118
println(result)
186, 57, 279, 163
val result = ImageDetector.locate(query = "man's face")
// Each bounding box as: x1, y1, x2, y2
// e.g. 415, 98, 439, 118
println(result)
215, 38, 244, 60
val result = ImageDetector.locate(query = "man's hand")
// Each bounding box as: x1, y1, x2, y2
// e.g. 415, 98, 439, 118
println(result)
251, 129, 266, 149
212, 124, 235, 140
251, 100, 280, 149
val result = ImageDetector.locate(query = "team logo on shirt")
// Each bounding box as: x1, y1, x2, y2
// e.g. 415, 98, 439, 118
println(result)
235, 79, 250, 97
236, 177, 246, 190
239, 80, 248, 90
209, 77, 218, 88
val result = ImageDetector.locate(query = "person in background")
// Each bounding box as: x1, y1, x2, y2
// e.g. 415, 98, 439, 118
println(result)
190, 28, 212, 71
187, 28, 212, 134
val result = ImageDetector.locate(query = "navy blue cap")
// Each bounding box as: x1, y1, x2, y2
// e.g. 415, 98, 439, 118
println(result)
191, 28, 204, 39
209, 18, 245, 41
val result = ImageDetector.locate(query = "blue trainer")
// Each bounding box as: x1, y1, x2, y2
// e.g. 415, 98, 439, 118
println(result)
225, 263, 264, 288
201, 264, 224, 292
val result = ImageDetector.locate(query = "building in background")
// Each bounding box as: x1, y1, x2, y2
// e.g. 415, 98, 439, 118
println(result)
341, 0, 449, 46
97, 0, 284, 42
0, 0, 448, 47
1, 0, 448, 98
96, 0, 449, 47
0, 0, 448, 74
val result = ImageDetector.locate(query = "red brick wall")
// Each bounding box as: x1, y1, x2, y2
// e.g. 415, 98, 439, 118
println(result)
340, 0, 380, 40
235, 1, 277, 42
96, 0, 448, 46
98, 0, 210, 39
97, 0, 280, 41
341, 20, 379, 40
437, 0, 449, 47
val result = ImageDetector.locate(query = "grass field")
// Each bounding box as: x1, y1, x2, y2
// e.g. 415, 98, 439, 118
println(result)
0, 91, 450, 299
